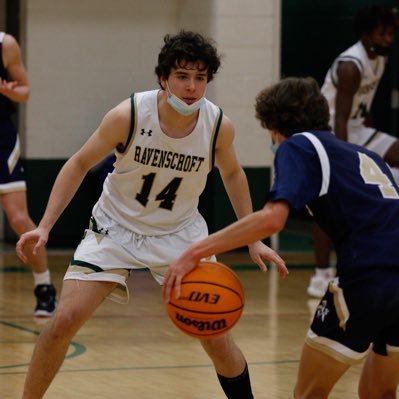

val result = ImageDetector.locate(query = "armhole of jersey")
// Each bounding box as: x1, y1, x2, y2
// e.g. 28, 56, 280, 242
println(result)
117, 93, 136, 154
332, 56, 364, 87
209, 107, 223, 170
297, 132, 330, 196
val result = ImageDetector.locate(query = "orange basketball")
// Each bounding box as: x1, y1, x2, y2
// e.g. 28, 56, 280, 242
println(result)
166, 260, 244, 339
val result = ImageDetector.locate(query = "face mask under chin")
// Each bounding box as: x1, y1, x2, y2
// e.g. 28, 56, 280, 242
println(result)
370, 44, 391, 56
270, 141, 279, 154
165, 81, 206, 116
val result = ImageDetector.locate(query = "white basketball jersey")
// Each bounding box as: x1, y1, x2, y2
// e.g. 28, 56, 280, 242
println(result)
321, 41, 385, 129
97, 90, 223, 235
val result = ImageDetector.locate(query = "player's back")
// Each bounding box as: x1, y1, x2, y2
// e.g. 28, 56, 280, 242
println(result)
303, 130, 399, 272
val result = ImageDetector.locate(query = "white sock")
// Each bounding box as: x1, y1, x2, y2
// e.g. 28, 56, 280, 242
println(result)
315, 267, 335, 277
33, 270, 51, 286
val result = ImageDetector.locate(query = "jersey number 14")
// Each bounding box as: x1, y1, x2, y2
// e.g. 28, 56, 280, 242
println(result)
136, 172, 183, 210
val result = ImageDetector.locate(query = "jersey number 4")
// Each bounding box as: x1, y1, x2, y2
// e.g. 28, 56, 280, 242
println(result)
135, 172, 183, 210
359, 153, 399, 199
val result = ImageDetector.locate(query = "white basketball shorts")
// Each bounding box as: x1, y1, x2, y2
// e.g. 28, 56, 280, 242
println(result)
64, 208, 214, 304
348, 125, 396, 157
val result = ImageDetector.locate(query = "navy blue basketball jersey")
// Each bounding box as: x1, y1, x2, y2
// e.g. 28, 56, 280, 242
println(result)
268, 130, 399, 276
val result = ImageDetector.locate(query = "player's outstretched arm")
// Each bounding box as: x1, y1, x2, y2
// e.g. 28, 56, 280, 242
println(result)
16, 100, 131, 263
213, 116, 286, 272
163, 201, 290, 302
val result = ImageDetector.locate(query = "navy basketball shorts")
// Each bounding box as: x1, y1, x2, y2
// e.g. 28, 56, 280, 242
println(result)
307, 269, 399, 365
0, 119, 26, 192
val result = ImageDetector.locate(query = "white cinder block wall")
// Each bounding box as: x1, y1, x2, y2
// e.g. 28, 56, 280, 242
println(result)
23, 0, 177, 158
22, 0, 280, 166
179, 0, 280, 167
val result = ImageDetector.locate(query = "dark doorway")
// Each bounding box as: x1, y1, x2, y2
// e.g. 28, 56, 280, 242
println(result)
281, 0, 399, 135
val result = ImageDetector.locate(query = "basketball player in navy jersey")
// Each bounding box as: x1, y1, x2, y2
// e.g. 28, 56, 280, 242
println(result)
16, 30, 286, 399
165, 76, 399, 398
309, 4, 399, 299
0, 32, 56, 316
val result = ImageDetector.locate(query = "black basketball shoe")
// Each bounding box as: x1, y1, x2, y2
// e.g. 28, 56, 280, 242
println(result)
34, 284, 57, 317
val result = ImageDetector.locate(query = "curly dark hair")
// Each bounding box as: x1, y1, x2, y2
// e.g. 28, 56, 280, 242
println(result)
354, 5, 396, 36
155, 30, 221, 87
255, 77, 331, 137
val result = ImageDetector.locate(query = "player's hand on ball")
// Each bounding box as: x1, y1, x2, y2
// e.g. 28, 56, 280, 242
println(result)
165, 261, 244, 339
163, 257, 198, 302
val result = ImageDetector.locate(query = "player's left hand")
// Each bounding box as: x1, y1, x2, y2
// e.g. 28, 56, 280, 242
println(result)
248, 241, 288, 278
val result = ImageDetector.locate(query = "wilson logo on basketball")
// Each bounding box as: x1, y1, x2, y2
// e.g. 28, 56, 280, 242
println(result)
183, 291, 221, 304
175, 312, 227, 331
166, 261, 244, 339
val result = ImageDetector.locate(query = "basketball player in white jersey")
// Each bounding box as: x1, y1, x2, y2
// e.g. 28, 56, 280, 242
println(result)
308, 5, 399, 299
16, 30, 286, 399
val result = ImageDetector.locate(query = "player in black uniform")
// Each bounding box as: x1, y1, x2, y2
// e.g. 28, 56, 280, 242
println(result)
0, 32, 56, 316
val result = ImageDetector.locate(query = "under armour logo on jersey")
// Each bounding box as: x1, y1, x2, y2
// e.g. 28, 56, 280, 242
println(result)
140, 128, 153, 136
315, 300, 330, 322
98, 227, 109, 235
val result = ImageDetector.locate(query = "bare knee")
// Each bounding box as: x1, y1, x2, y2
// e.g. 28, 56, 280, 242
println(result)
45, 310, 83, 341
